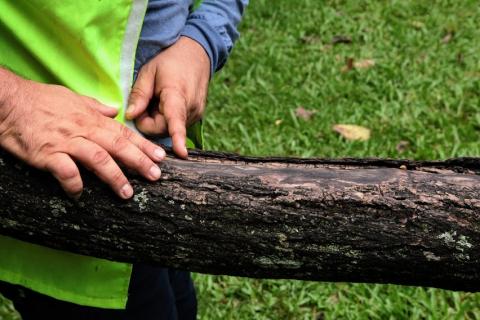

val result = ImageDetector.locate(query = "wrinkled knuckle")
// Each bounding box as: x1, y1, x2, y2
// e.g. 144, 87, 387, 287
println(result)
120, 125, 134, 140
38, 142, 55, 155
111, 169, 127, 185
56, 126, 74, 139
84, 128, 96, 141
137, 154, 151, 170
130, 86, 148, 100
72, 113, 88, 127
92, 149, 110, 166
112, 135, 129, 153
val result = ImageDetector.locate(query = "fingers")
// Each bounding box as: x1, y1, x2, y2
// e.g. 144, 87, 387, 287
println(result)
133, 90, 189, 158
45, 153, 83, 199
82, 96, 118, 118
135, 109, 168, 135
126, 67, 155, 120
88, 128, 163, 181
68, 138, 133, 199
103, 119, 166, 162
161, 92, 188, 159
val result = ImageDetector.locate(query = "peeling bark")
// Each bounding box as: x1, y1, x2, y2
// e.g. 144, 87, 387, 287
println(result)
1, 148, 480, 291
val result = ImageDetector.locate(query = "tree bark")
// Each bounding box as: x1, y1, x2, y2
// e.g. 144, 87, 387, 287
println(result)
1, 148, 480, 291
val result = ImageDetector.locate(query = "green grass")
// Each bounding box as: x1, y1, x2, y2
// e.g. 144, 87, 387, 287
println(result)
2, 0, 480, 319
196, 0, 480, 319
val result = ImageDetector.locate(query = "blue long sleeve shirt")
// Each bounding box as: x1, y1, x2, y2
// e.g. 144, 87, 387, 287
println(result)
134, 0, 248, 77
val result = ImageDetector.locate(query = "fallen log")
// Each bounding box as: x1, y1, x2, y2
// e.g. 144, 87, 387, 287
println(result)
0, 148, 480, 291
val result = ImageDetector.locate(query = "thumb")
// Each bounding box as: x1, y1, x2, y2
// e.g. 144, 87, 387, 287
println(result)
126, 67, 155, 120
82, 96, 118, 118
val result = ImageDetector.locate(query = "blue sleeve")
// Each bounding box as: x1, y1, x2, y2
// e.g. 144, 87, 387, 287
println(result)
180, 0, 249, 75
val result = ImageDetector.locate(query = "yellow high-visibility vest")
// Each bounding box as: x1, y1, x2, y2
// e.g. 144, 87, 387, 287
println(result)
0, 0, 203, 308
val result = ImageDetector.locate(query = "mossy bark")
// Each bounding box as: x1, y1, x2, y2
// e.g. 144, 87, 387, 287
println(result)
1, 148, 480, 291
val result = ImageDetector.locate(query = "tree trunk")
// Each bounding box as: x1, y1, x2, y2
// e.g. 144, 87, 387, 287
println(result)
1, 148, 479, 291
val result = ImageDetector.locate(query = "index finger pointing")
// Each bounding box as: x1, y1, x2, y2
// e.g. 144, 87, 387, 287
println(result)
161, 91, 188, 159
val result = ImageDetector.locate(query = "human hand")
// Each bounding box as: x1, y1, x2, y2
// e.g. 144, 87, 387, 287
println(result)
126, 36, 210, 158
0, 73, 166, 199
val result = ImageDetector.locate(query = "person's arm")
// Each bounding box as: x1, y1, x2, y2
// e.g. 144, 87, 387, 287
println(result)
127, 0, 248, 157
0, 67, 19, 111
181, 0, 249, 74
0, 67, 166, 199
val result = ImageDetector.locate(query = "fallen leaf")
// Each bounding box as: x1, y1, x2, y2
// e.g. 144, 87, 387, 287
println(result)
341, 58, 375, 72
353, 59, 376, 69
441, 32, 454, 44
331, 35, 352, 45
396, 140, 410, 153
341, 57, 354, 73
411, 21, 425, 29
274, 119, 283, 126
295, 107, 316, 121
333, 124, 371, 141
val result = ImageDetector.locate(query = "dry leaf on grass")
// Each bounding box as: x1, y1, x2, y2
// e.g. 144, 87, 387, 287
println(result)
411, 21, 425, 29
340, 57, 355, 73
441, 32, 454, 44
354, 59, 376, 69
341, 58, 375, 72
333, 124, 371, 141
295, 106, 316, 121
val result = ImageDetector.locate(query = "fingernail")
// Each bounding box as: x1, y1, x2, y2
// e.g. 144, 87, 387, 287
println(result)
149, 165, 161, 180
154, 148, 166, 160
125, 104, 135, 119
120, 184, 133, 199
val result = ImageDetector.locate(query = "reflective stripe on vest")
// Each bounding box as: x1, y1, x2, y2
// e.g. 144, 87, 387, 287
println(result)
0, 0, 202, 309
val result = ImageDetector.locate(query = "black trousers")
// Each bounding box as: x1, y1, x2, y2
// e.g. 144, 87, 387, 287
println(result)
0, 264, 197, 320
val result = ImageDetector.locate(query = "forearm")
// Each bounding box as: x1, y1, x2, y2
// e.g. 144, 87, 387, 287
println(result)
0, 68, 21, 122
0, 68, 20, 108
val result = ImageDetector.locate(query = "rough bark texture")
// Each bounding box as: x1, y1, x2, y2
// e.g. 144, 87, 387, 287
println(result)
1, 148, 480, 291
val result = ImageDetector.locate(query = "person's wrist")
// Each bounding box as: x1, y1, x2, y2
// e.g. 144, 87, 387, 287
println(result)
0, 69, 30, 132
0, 68, 20, 110
178, 36, 211, 79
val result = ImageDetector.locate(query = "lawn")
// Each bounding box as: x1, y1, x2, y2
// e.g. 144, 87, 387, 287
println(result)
195, 0, 480, 319
1, 0, 480, 319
